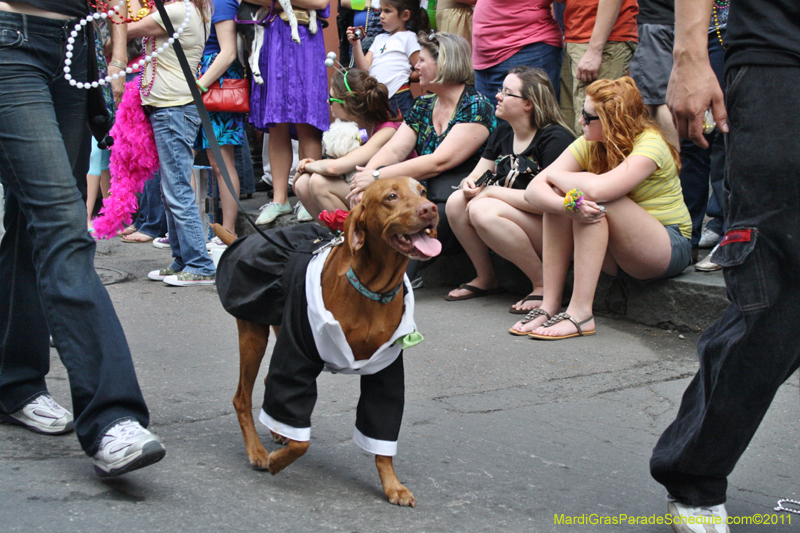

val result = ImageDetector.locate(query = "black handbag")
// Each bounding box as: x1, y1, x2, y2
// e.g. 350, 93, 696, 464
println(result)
424, 159, 475, 204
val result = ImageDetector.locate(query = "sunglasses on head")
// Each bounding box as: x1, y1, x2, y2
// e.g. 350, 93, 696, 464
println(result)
582, 107, 600, 125
328, 97, 345, 105
427, 30, 437, 44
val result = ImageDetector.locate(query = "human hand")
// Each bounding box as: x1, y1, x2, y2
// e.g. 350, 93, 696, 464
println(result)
461, 177, 483, 200
346, 166, 374, 201
109, 65, 125, 105
576, 48, 602, 83
566, 199, 606, 224
346, 26, 362, 44
666, 57, 727, 149
297, 158, 315, 175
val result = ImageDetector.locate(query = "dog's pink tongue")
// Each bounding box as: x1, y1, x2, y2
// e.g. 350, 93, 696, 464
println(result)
410, 231, 442, 257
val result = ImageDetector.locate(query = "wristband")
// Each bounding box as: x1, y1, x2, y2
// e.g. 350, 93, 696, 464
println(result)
351, 0, 366, 10
196, 80, 208, 93
109, 59, 127, 70
563, 188, 584, 212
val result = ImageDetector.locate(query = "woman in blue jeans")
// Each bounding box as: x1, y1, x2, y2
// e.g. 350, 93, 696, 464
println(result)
0, 1, 164, 476
129, 0, 216, 286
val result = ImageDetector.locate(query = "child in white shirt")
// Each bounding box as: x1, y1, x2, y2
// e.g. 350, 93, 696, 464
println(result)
348, 0, 429, 117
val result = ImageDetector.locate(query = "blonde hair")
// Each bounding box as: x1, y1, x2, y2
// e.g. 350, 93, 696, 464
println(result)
508, 66, 573, 132
585, 77, 681, 175
417, 31, 473, 85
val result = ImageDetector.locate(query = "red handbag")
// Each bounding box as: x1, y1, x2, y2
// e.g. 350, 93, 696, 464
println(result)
202, 78, 250, 113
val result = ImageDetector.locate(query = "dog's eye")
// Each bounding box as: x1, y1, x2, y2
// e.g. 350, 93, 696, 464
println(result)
386, 193, 398, 201
420, 188, 427, 197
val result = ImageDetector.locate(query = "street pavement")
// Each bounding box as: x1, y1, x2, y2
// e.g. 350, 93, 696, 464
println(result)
0, 234, 797, 532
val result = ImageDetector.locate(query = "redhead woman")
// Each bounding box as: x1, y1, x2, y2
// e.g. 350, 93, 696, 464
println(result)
445, 66, 573, 311
293, 69, 403, 220
510, 77, 692, 340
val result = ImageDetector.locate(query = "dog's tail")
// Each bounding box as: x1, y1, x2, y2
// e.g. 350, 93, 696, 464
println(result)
211, 223, 238, 246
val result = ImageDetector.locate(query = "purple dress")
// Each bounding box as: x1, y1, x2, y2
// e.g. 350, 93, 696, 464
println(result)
249, 5, 331, 132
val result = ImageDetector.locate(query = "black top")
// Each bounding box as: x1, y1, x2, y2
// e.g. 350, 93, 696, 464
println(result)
726, 0, 800, 71
637, 0, 674, 25
481, 122, 574, 190
18, 0, 88, 18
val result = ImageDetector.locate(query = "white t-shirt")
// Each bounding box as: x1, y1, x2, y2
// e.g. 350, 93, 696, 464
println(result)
141, 2, 209, 107
368, 31, 420, 97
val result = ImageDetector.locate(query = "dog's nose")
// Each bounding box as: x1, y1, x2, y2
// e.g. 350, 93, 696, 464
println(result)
418, 202, 438, 219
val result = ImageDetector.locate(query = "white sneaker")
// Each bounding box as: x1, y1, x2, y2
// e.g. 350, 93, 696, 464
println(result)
667, 496, 730, 533
206, 236, 228, 250
698, 227, 721, 248
695, 243, 721, 272
0, 394, 73, 435
293, 201, 314, 222
148, 266, 178, 281
255, 201, 291, 225
92, 419, 166, 477
163, 271, 215, 286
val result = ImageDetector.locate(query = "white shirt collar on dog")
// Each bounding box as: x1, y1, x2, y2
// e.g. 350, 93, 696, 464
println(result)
305, 248, 417, 375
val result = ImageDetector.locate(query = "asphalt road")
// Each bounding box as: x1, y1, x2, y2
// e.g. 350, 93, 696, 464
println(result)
0, 236, 797, 532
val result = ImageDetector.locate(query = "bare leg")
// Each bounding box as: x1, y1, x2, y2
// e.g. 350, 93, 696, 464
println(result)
268, 123, 292, 205
531, 217, 608, 337
233, 319, 272, 469
207, 145, 240, 236
470, 197, 544, 311
445, 191, 500, 298
375, 455, 416, 507
308, 172, 350, 217
293, 172, 318, 211
99, 168, 111, 199
295, 123, 322, 161
510, 212, 572, 334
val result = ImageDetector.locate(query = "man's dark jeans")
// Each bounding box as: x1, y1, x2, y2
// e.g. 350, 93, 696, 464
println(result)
0, 11, 149, 455
651, 64, 800, 506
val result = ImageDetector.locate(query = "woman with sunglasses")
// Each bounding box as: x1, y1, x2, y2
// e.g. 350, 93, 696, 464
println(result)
293, 69, 405, 220
444, 67, 574, 310
348, 31, 496, 276
510, 76, 692, 340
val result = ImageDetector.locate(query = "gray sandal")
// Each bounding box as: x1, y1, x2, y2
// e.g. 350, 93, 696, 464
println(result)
508, 308, 551, 336
528, 312, 596, 340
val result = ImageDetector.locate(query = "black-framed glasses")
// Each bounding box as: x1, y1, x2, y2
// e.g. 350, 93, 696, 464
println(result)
498, 87, 523, 99
582, 107, 600, 125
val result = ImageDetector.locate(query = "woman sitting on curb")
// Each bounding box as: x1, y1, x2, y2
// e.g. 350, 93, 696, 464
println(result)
293, 69, 404, 221
510, 77, 692, 340
444, 66, 574, 312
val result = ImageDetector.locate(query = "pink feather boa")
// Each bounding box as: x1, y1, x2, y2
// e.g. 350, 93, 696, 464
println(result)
94, 81, 160, 239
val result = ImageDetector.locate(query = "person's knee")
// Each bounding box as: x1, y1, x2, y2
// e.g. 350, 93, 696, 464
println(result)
294, 173, 310, 197
445, 190, 467, 219
307, 173, 329, 198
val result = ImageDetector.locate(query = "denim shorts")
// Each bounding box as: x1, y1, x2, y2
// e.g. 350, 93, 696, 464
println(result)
618, 224, 692, 281
629, 23, 674, 106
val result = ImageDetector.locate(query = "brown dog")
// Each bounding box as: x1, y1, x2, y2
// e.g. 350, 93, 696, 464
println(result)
213, 177, 440, 507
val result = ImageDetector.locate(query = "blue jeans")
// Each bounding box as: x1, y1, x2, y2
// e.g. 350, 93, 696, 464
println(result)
0, 11, 149, 455
678, 31, 727, 247
475, 42, 563, 108
149, 104, 215, 275
389, 89, 415, 119
236, 139, 255, 196
134, 170, 167, 238
651, 65, 800, 507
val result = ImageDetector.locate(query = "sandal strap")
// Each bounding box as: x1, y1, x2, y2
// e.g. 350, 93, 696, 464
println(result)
541, 312, 593, 336
520, 307, 551, 324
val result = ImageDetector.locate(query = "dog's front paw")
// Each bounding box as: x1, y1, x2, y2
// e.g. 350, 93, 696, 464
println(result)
248, 449, 271, 470
386, 485, 416, 507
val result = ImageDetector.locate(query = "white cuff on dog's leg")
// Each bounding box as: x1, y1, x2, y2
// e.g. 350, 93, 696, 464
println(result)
259, 409, 311, 442
353, 427, 397, 456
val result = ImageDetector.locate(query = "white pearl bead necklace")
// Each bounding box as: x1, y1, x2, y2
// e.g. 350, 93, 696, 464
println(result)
63, 0, 193, 89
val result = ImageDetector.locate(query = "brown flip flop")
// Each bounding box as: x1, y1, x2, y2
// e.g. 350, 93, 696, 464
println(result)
444, 283, 505, 301
509, 294, 544, 314
121, 231, 154, 243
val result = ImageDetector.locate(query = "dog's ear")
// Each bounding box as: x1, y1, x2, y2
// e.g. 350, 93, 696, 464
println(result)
345, 201, 367, 254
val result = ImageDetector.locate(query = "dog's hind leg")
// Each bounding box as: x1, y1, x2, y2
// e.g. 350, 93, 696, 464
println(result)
233, 319, 272, 469
308, 10, 317, 34
376, 455, 416, 507
266, 439, 309, 475
276, 0, 301, 43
